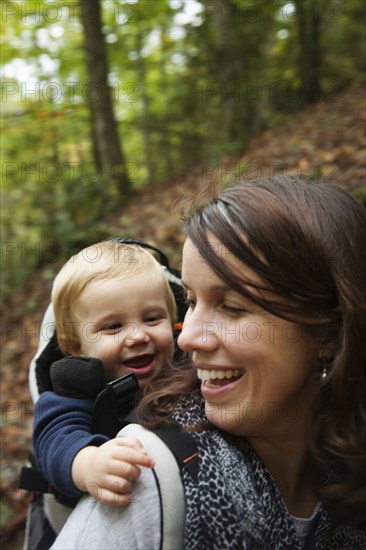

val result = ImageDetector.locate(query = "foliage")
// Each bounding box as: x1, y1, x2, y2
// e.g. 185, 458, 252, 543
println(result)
1, 0, 365, 301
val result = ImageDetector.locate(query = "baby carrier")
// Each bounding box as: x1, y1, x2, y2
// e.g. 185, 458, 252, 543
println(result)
19, 238, 198, 550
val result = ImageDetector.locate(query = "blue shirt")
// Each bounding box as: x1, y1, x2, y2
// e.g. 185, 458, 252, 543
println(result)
33, 391, 108, 498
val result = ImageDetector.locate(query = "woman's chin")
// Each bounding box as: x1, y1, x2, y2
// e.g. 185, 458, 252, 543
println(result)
205, 401, 240, 434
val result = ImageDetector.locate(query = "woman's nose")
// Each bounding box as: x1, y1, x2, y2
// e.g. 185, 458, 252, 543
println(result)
178, 308, 219, 353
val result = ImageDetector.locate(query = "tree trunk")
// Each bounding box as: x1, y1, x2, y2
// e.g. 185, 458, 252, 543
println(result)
135, 27, 155, 184
159, 23, 174, 178
213, 0, 242, 143
210, 0, 269, 148
79, 0, 130, 195
295, 0, 321, 104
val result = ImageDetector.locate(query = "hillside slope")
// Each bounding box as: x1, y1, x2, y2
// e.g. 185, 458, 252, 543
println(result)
1, 82, 365, 548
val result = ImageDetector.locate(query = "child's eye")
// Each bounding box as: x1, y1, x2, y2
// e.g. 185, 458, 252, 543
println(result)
103, 322, 122, 331
144, 315, 164, 325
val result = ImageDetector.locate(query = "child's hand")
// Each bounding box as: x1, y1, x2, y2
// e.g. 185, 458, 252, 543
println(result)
71, 437, 155, 507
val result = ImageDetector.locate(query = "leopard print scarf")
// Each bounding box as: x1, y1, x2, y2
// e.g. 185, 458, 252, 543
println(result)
171, 393, 366, 550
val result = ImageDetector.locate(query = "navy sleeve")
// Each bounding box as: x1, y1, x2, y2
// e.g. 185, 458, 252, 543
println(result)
33, 391, 109, 498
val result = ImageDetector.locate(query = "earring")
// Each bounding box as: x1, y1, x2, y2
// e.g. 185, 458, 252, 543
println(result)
319, 348, 331, 380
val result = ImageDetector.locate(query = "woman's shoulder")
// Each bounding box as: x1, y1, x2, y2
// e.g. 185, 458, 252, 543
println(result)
317, 510, 366, 549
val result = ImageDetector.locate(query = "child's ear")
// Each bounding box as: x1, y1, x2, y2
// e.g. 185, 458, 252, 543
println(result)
60, 338, 82, 357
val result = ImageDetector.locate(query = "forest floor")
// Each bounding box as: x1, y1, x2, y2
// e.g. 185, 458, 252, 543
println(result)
1, 82, 365, 549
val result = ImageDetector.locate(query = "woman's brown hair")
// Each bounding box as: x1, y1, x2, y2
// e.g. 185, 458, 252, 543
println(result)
139, 176, 366, 522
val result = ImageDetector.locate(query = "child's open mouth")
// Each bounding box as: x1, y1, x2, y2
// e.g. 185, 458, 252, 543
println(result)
123, 354, 155, 370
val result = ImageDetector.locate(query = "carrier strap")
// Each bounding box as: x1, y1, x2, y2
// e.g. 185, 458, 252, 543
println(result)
19, 465, 51, 494
91, 373, 140, 438
152, 423, 199, 482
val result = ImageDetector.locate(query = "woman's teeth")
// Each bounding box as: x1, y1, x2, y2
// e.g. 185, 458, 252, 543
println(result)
197, 368, 243, 381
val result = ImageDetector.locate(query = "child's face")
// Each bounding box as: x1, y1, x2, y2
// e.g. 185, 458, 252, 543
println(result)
71, 273, 174, 386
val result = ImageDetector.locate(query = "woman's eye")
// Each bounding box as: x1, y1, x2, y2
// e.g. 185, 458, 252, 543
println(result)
185, 297, 196, 309
222, 305, 247, 315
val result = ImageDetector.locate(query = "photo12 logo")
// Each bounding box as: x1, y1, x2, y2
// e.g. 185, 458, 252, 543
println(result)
1, 2, 140, 24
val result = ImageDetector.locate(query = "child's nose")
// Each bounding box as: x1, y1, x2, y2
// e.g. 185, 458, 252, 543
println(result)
125, 324, 150, 347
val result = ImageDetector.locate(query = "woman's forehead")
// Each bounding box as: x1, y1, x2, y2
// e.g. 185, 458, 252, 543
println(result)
182, 236, 262, 288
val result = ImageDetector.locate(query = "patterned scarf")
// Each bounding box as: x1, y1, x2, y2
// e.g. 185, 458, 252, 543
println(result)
171, 393, 366, 550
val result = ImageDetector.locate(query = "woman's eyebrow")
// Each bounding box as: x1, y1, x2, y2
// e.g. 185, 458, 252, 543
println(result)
181, 280, 231, 292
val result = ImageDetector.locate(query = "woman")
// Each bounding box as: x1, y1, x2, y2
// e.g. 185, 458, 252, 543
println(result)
52, 176, 366, 549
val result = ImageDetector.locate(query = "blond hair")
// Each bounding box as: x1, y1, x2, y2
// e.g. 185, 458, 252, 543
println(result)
52, 240, 177, 352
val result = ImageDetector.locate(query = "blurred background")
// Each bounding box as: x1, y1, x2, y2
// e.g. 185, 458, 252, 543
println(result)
1, 0, 365, 547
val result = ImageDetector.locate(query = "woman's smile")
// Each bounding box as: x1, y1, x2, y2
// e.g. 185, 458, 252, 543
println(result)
196, 365, 244, 396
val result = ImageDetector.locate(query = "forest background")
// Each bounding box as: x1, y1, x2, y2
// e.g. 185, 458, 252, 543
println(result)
1, 0, 365, 548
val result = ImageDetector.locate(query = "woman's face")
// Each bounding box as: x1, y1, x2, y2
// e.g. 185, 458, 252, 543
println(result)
178, 237, 319, 439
